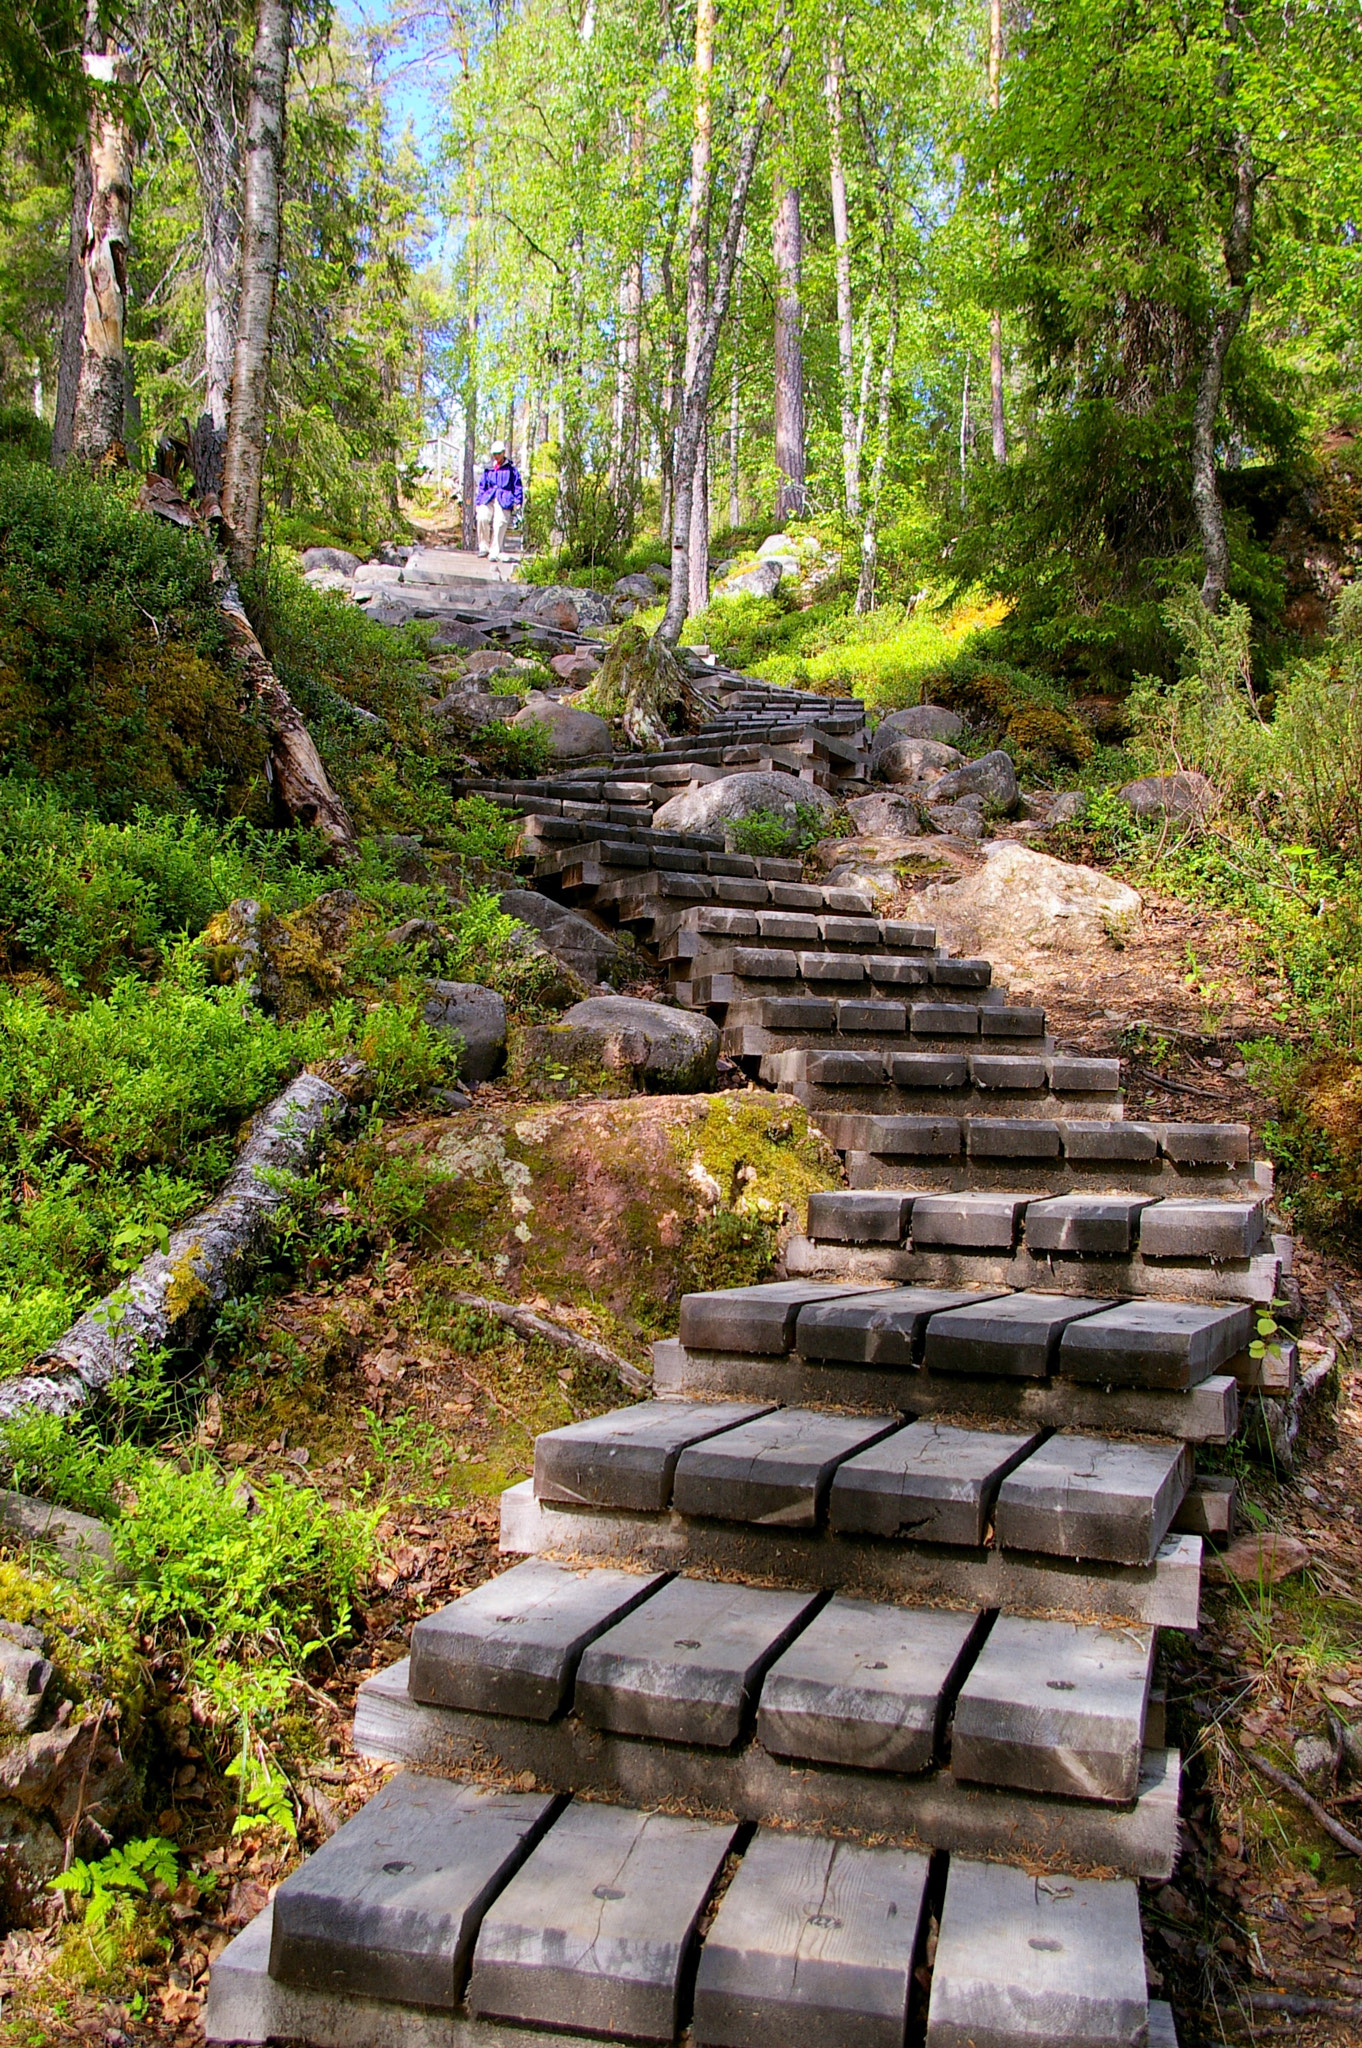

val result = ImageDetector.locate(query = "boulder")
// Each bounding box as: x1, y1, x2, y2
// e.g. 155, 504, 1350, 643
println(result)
422, 981, 507, 1085
928, 799, 988, 841
873, 735, 964, 784
613, 573, 661, 600
875, 704, 964, 743
1118, 771, 1217, 820
1048, 790, 1089, 825
652, 770, 834, 842
463, 650, 519, 677
929, 748, 1020, 811
430, 619, 493, 651
352, 562, 403, 589
526, 588, 580, 633
645, 563, 671, 585
713, 559, 783, 601
511, 698, 612, 761
429, 689, 522, 728
499, 890, 623, 987
303, 568, 353, 594
373, 541, 411, 567
921, 842, 1142, 984
549, 650, 601, 684
570, 588, 614, 629
845, 791, 923, 837
300, 546, 360, 576
519, 997, 719, 1094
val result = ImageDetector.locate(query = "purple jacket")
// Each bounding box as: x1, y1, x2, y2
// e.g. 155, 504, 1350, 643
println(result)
476, 461, 523, 511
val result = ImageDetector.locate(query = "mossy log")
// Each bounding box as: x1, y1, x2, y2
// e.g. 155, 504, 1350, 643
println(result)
577, 624, 717, 750
0, 1071, 353, 1424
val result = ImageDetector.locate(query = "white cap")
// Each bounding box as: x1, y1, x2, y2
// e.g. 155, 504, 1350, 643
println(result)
490, 439, 507, 455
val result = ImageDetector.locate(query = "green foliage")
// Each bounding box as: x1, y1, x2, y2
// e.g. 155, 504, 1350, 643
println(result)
52, 1837, 182, 1964
467, 718, 553, 779
447, 793, 522, 866
730, 803, 828, 857
225, 1734, 297, 1839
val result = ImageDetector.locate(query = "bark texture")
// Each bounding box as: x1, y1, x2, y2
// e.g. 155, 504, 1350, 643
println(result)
1193, 141, 1256, 610
0, 1073, 350, 1423
987, 0, 1006, 464
680, 0, 715, 617
221, 0, 291, 576
199, 24, 244, 432
52, 145, 92, 463
579, 623, 717, 749
826, 33, 859, 518
772, 174, 806, 519
70, 47, 134, 464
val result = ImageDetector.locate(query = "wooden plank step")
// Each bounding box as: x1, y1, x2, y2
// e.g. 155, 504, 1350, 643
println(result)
408, 1558, 667, 1719
1057, 1299, 1253, 1389
533, 1400, 774, 1512
670, 1408, 900, 1526
795, 1281, 1007, 1357
574, 1577, 819, 1746
467, 1802, 738, 2041
926, 1857, 1148, 2048
828, 1420, 1042, 1545
951, 1616, 1155, 1803
353, 1665, 1183, 1879
922, 1290, 1112, 1378
692, 1830, 930, 2048
994, 1433, 1190, 1564
756, 1595, 982, 1773
785, 1230, 1282, 1307
267, 1773, 556, 2010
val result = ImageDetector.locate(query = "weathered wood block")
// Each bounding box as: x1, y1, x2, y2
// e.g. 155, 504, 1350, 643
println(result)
671, 1408, 900, 1527
533, 1401, 772, 1512
923, 1291, 1111, 1380
1137, 1198, 1265, 1259
1023, 1196, 1159, 1257
574, 1577, 819, 1746
829, 1420, 1041, 1546
910, 1194, 1032, 1249
927, 1857, 1148, 2048
1058, 1122, 1159, 1163
408, 1559, 667, 1719
757, 1595, 981, 1772
679, 1281, 883, 1355
692, 1829, 930, 2048
994, 1433, 1190, 1565
795, 1285, 1006, 1366
951, 1616, 1154, 1803
269, 1773, 556, 2008
1058, 1299, 1252, 1390
468, 1801, 738, 2042
966, 1119, 1062, 1160
1156, 1122, 1250, 1165
888, 1051, 971, 1087
806, 1191, 916, 1245
1171, 1472, 1235, 1537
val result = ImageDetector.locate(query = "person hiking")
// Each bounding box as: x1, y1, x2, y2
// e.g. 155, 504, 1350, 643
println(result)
476, 440, 524, 561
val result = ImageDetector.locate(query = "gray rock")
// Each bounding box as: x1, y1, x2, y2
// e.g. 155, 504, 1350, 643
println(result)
1294, 1733, 1338, 1786
653, 771, 834, 840
511, 698, 612, 760
757, 1597, 980, 1774
0, 1638, 53, 1733
429, 689, 523, 729
845, 792, 923, 837
909, 1193, 1030, 1250
373, 541, 411, 567
872, 735, 963, 784
693, 1830, 930, 2048
715, 559, 783, 600
613, 573, 661, 600
498, 890, 621, 983
1118, 771, 1216, 820
462, 650, 519, 676
1049, 790, 1089, 824
929, 800, 989, 841
931, 749, 1020, 810
524, 587, 580, 632
300, 546, 359, 576
550, 995, 720, 1090
430, 619, 493, 650
351, 562, 403, 588
422, 980, 507, 1084
876, 704, 964, 743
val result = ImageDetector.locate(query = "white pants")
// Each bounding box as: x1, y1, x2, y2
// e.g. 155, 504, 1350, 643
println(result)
477, 502, 512, 558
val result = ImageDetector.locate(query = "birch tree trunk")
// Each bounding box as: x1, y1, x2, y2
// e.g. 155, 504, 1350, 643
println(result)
221, 0, 291, 577
772, 174, 806, 520
611, 107, 646, 508
461, 319, 478, 547
70, 25, 134, 465
52, 143, 92, 463
987, 0, 1006, 464
1193, 142, 1256, 610
826, 30, 859, 519
855, 294, 898, 613
200, 29, 243, 432
678, 0, 714, 618
659, 35, 790, 643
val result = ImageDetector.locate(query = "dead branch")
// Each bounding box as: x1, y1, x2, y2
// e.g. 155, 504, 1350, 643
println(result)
448, 1293, 650, 1394
1243, 1745, 1362, 1858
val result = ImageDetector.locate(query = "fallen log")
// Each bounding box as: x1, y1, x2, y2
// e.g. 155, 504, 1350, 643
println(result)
0, 1070, 351, 1424
448, 1292, 650, 1395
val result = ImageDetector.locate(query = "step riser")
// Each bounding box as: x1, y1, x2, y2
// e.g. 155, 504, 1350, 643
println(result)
652, 1345, 1241, 1443
785, 1233, 1282, 1306
837, 1154, 1263, 1194
499, 1485, 1203, 1629
353, 1663, 1181, 1882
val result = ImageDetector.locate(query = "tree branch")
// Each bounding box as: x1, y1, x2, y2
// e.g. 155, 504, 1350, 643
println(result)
448, 1293, 650, 1394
